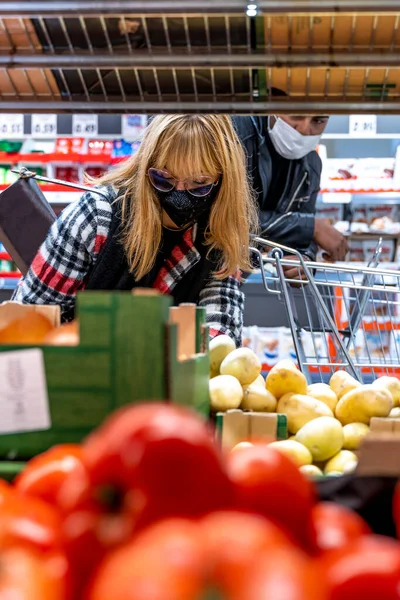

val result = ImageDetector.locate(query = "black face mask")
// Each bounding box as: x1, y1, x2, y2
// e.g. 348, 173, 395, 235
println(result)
157, 186, 219, 229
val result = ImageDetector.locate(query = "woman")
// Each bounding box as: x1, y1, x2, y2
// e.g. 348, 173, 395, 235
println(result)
13, 115, 258, 346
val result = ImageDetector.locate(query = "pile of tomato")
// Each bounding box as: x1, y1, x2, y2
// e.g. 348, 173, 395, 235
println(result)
3, 401, 400, 599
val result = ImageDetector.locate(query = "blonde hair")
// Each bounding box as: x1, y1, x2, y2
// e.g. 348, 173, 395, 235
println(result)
90, 115, 258, 280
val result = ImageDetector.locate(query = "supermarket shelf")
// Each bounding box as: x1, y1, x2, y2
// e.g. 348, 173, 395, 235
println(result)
0, 153, 112, 165
1, 10, 400, 113
318, 193, 400, 206
2, 1, 400, 16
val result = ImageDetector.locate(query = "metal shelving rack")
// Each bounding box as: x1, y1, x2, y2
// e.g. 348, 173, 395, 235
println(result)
0, 1, 400, 113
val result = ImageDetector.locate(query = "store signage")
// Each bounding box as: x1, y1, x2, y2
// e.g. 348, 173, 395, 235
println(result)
122, 114, 147, 140
349, 115, 377, 136
31, 114, 57, 138
0, 349, 51, 434
0, 114, 24, 138
72, 114, 98, 137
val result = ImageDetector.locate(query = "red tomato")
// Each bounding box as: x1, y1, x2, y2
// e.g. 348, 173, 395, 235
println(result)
310, 502, 371, 554
234, 546, 328, 600
201, 511, 292, 595
0, 548, 69, 600
0, 492, 63, 554
226, 444, 316, 549
319, 535, 400, 599
86, 519, 206, 600
15, 444, 84, 506
79, 403, 233, 529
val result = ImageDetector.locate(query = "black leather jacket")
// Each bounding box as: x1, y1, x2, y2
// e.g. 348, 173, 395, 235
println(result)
233, 116, 322, 259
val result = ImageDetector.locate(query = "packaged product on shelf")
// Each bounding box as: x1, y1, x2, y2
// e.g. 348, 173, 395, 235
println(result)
364, 239, 395, 263
352, 206, 368, 224
322, 158, 357, 182
301, 331, 329, 364
85, 166, 106, 179
353, 158, 395, 181
315, 205, 343, 225
348, 329, 366, 360
88, 140, 113, 156
55, 138, 86, 155
112, 139, 137, 159
55, 166, 80, 183
253, 327, 281, 367
349, 241, 365, 262
280, 328, 298, 363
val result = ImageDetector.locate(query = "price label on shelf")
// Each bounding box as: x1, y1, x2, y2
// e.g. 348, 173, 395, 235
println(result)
349, 114, 377, 136
0, 114, 24, 138
72, 114, 98, 137
31, 114, 57, 138
0, 349, 51, 434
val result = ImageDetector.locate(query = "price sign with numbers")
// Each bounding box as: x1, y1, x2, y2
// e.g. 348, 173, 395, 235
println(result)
72, 114, 98, 137
0, 114, 24, 139
349, 115, 377, 136
31, 114, 57, 138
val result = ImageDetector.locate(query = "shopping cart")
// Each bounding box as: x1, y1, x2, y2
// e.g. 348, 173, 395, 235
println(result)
249, 235, 400, 385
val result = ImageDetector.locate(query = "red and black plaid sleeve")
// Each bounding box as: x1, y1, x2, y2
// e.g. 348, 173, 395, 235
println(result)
12, 189, 112, 317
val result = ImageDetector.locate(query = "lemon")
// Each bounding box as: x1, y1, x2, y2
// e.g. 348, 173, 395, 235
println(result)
342, 422, 370, 450
268, 440, 312, 467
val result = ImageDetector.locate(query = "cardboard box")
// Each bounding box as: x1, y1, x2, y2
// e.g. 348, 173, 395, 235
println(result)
0, 301, 60, 330
216, 409, 287, 451
357, 432, 400, 477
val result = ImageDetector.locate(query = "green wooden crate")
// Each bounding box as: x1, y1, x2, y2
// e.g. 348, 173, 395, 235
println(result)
0, 291, 210, 460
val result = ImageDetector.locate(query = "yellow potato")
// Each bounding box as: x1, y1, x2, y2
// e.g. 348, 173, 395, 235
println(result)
241, 384, 277, 412
372, 376, 400, 408
324, 450, 358, 475
342, 422, 370, 450
268, 440, 312, 467
209, 335, 236, 376
299, 464, 323, 478
307, 383, 338, 412
220, 348, 261, 386
390, 407, 400, 418
277, 393, 333, 434
209, 375, 243, 412
330, 370, 361, 400
266, 360, 308, 399
242, 374, 265, 391
295, 416, 343, 462
335, 385, 393, 426
231, 442, 253, 452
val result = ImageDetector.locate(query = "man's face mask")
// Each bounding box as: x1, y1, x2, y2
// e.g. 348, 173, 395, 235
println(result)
268, 116, 322, 160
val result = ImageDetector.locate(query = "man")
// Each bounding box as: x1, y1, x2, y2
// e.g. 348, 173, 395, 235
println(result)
233, 112, 348, 270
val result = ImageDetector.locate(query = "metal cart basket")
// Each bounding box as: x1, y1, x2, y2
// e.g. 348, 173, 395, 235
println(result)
250, 235, 400, 384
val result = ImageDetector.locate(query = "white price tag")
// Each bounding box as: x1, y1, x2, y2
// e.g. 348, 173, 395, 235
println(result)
31, 114, 57, 138
0, 349, 51, 434
122, 114, 147, 140
349, 115, 377, 136
72, 114, 98, 137
0, 114, 24, 138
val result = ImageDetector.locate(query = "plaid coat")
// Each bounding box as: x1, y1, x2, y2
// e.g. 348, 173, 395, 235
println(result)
13, 188, 244, 345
